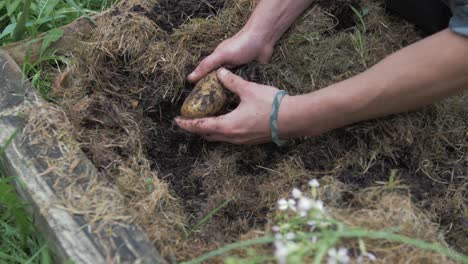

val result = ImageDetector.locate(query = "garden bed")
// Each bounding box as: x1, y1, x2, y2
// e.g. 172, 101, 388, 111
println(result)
2, 0, 467, 262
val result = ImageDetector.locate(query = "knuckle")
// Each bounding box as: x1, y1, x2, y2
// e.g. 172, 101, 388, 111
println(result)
230, 126, 246, 137
217, 122, 237, 135
219, 125, 233, 135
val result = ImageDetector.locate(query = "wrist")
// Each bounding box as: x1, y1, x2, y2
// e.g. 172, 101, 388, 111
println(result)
276, 94, 300, 139
277, 89, 350, 139
241, 21, 278, 49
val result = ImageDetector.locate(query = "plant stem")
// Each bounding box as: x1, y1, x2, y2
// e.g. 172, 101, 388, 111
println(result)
13, 0, 32, 41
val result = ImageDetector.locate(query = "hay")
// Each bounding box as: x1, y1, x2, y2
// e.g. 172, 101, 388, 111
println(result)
44, 0, 468, 261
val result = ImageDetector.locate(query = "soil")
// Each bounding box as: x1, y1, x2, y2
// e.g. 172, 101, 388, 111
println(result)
316, 0, 362, 31
54, 0, 467, 260
144, 0, 227, 33
144, 76, 290, 224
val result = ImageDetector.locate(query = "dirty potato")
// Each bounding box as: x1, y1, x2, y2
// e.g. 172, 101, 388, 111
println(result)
181, 72, 226, 118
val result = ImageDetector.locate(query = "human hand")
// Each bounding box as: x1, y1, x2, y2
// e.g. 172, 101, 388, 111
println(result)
187, 29, 274, 83
177, 68, 286, 145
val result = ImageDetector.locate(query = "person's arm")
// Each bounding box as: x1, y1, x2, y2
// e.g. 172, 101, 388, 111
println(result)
187, 0, 314, 82
176, 29, 468, 145
278, 29, 468, 138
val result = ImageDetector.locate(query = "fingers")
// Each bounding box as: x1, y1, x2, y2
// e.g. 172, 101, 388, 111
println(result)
175, 116, 226, 135
175, 116, 235, 143
217, 68, 249, 96
188, 54, 224, 83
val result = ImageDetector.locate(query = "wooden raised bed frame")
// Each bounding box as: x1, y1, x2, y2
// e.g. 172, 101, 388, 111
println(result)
0, 47, 165, 263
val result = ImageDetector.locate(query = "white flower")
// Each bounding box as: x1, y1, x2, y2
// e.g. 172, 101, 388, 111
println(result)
274, 241, 299, 264
292, 188, 302, 198
327, 248, 350, 264
298, 197, 314, 212
278, 198, 289, 211
309, 179, 320, 187
286, 232, 295, 240
275, 233, 283, 240
272, 225, 280, 232
357, 252, 377, 263
364, 253, 376, 261
288, 198, 297, 211
274, 240, 288, 264
313, 200, 325, 212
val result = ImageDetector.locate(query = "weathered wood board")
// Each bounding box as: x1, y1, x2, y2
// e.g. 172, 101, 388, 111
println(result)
0, 49, 165, 263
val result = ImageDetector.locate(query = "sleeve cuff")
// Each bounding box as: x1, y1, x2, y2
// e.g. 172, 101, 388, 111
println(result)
449, 1, 468, 37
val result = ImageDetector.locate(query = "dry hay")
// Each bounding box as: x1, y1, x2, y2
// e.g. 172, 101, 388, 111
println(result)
43, 0, 468, 261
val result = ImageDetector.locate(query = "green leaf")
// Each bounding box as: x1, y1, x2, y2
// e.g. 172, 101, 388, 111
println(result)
0, 23, 16, 40
40, 28, 63, 55
38, 0, 60, 19
65, 0, 96, 25
6, 0, 21, 16
0, 129, 18, 156
30, 13, 67, 26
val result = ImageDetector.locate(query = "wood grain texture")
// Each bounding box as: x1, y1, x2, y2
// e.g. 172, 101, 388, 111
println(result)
0, 49, 165, 264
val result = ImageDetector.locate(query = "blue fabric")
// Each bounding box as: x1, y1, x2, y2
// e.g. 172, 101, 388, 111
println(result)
449, 0, 468, 36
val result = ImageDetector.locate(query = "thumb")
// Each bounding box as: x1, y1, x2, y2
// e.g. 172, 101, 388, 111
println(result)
217, 68, 248, 96
188, 54, 224, 83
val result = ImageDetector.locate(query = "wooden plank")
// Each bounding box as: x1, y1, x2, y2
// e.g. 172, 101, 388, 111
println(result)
0, 49, 165, 263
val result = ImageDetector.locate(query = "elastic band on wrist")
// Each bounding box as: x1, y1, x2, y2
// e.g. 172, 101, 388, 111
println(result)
270, 90, 288, 147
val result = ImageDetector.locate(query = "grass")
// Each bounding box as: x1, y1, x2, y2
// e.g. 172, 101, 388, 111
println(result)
0, 0, 117, 45
0, 0, 118, 262
0, 131, 52, 263
1, 0, 119, 99
184, 183, 468, 264
184, 228, 468, 264
186, 195, 237, 239
0, 176, 52, 264
2, 1, 467, 263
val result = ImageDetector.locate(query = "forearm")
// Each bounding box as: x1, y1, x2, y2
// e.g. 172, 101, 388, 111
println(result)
242, 0, 314, 46
280, 29, 468, 138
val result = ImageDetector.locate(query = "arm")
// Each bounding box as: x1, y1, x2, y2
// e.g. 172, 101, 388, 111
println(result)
279, 29, 468, 138
176, 29, 468, 144
187, 0, 314, 82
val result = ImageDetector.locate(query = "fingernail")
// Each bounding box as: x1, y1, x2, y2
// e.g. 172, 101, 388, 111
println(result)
218, 68, 229, 78
188, 72, 197, 80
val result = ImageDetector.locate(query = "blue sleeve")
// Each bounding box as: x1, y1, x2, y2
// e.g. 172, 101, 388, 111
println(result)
449, 0, 468, 36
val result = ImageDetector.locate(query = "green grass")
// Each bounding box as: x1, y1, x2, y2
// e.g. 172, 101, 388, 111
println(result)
0, 131, 52, 263
0, 176, 52, 264
1, 0, 119, 99
1, 1, 118, 262
183, 183, 468, 264
0, 0, 117, 45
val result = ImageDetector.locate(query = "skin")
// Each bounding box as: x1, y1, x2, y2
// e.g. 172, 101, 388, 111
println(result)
176, 0, 468, 145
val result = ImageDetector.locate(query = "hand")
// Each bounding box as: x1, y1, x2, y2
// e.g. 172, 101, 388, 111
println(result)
187, 29, 274, 83
177, 68, 285, 145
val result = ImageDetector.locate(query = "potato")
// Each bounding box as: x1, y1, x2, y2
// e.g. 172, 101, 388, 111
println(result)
180, 72, 226, 118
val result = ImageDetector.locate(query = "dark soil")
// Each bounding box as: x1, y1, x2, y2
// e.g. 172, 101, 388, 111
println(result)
145, 99, 208, 215
144, 0, 227, 33
316, 0, 362, 31
145, 87, 288, 225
